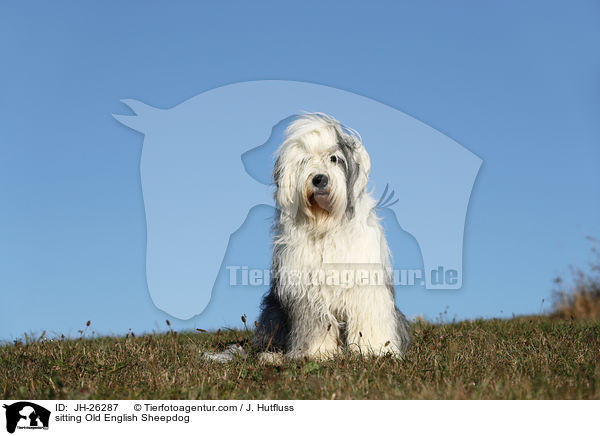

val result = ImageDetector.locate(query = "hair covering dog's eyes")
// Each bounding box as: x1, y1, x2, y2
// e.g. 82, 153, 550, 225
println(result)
330, 155, 346, 169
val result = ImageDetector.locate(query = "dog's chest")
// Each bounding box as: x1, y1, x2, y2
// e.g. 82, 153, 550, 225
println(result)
285, 223, 385, 268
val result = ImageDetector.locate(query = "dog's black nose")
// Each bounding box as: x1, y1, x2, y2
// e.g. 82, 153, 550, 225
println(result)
312, 174, 329, 188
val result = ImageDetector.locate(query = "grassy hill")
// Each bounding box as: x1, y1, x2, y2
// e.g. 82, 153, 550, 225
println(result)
2, 317, 599, 400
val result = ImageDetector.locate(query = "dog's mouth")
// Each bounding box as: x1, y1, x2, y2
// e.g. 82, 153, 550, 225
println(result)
309, 190, 331, 212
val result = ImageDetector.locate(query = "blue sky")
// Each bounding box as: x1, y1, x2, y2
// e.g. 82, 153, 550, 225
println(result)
1, 1, 599, 340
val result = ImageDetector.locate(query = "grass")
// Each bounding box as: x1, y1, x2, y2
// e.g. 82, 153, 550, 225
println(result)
551, 239, 600, 320
1, 317, 599, 400
5, 240, 600, 400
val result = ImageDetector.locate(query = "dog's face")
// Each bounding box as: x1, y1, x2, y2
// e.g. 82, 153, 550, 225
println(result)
273, 114, 371, 226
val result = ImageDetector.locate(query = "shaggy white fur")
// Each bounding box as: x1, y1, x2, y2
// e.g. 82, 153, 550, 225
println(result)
254, 113, 411, 359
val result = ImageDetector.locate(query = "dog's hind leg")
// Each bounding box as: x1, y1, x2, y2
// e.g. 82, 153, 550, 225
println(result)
253, 291, 291, 352
394, 307, 412, 354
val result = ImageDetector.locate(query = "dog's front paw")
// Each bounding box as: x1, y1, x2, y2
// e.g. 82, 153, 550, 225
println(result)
286, 348, 340, 361
258, 351, 285, 365
347, 340, 404, 358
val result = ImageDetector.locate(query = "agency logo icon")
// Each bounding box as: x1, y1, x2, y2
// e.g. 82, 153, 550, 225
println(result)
114, 80, 481, 320
3, 402, 50, 433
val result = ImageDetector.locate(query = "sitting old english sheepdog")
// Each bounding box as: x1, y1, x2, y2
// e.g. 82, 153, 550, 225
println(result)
253, 113, 411, 360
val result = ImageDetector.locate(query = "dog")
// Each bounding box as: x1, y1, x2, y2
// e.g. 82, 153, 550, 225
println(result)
253, 113, 411, 359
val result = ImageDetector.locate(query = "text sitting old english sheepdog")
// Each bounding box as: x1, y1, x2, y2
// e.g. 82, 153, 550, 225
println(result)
206, 113, 411, 362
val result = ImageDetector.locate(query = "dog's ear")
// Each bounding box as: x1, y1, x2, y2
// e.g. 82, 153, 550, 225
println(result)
273, 154, 283, 189
273, 154, 286, 206
335, 127, 370, 197
273, 152, 298, 214
353, 142, 371, 195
